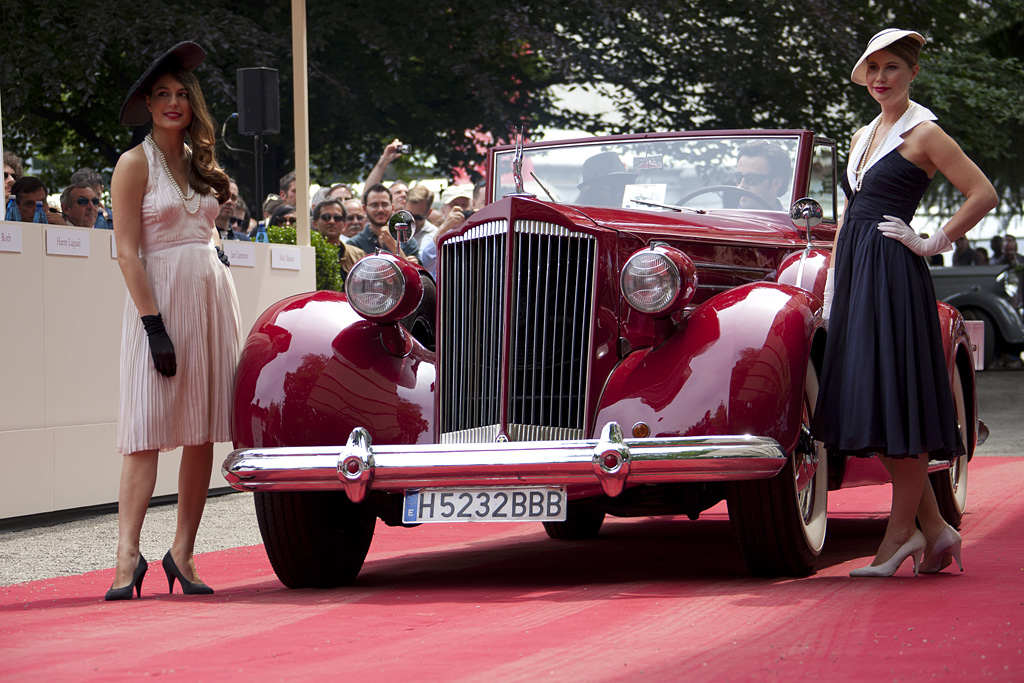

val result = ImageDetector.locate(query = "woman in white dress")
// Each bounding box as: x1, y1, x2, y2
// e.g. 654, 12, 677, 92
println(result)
106, 42, 242, 600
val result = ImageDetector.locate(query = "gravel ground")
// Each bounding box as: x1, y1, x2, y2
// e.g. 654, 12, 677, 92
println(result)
1, 368, 1018, 588
0, 491, 261, 587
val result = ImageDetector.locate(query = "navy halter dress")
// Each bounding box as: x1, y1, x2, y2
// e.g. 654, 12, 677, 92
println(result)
812, 149, 962, 459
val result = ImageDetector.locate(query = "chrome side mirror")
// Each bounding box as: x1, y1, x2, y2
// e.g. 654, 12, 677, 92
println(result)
388, 210, 415, 244
790, 197, 823, 247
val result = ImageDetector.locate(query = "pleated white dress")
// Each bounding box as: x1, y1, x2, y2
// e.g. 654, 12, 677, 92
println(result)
117, 139, 242, 455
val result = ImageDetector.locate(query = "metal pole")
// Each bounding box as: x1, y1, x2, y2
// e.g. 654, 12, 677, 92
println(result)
291, 0, 310, 247
254, 132, 263, 220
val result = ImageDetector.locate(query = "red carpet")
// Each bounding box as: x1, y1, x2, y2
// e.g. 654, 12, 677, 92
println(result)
3, 457, 1023, 682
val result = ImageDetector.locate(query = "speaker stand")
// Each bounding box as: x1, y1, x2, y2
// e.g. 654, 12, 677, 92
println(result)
253, 132, 264, 220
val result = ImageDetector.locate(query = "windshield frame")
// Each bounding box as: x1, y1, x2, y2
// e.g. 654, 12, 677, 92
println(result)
489, 129, 821, 216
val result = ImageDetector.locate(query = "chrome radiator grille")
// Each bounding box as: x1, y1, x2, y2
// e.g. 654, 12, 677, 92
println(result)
439, 219, 597, 443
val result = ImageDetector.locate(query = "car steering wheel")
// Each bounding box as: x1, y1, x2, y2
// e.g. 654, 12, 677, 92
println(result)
676, 185, 775, 210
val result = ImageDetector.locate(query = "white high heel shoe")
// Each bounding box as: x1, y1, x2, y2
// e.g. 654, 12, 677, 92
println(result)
849, 530, 926, 577
920, 525, 964, 574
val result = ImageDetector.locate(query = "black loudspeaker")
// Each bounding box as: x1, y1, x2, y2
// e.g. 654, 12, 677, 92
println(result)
237, 68, 280, 135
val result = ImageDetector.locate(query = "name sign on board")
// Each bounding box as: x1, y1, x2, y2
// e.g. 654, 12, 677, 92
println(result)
46, 228, 90, 257
271, 246, 301, 271
0, 222, 23, 253
225, 241, 256, 267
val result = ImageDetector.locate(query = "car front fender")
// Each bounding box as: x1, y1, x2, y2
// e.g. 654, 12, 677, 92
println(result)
231, 291, 436, 451
594, 282, 819, 456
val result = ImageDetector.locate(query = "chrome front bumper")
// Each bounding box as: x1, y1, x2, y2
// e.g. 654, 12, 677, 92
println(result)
223, 422, 789, 503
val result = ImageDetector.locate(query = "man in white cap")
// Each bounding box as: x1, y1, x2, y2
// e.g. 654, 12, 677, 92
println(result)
420, 184, 473, 278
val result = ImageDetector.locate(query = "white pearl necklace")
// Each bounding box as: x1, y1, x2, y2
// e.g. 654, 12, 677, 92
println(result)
854, 101, 914, 192
146, 134, 201, 214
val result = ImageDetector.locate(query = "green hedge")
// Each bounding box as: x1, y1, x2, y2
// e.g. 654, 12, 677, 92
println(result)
265, 224, 344, 292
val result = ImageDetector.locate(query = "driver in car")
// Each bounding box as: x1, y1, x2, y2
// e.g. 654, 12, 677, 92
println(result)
575, 151, 639, 207
734, 141, 792, 210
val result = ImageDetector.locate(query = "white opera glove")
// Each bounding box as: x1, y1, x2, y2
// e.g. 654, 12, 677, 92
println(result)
822, 268, 834, 330
877, 215, 952, 256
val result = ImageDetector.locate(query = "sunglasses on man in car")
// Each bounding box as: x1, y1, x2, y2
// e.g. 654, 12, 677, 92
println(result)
733, 172, 772, 186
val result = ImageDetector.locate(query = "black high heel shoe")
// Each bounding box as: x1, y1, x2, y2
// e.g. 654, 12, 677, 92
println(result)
162, 550, 214, 595
105, 554, 148, 601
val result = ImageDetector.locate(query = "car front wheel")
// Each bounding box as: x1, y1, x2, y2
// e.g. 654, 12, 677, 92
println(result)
726, 360, 828, 577
254, 491, 376, 588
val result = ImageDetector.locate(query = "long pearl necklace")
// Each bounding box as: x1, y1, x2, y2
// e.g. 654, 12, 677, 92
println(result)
146, 133, 201, 214
854, 101, 914, 191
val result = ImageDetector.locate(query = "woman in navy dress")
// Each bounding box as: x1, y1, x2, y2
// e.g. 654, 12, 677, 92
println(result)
814, 29, 997, 577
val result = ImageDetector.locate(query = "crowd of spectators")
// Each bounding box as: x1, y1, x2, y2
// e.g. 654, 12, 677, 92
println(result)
3, 138, 486, 288
949, 233, 1021, 267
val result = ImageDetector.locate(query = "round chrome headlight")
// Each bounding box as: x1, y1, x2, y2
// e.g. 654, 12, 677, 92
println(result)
347, 256, 407, 318
620, 246, 696, 316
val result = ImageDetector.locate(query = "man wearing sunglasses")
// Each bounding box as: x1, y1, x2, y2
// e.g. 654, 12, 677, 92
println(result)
60, 182, 101, 227
215, 179, 246, 240
314, 198, 365, 284
69, 167, 112, 229
733, 141, 792, 211
313, 197, 348, 244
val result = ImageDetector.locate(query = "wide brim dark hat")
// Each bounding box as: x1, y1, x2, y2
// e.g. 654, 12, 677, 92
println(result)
119, 41, 205, 126
578, 151, 639, 189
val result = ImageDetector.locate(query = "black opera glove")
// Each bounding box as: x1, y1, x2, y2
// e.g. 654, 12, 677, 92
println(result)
216, 246, 231, 267
141, 313, 177, 377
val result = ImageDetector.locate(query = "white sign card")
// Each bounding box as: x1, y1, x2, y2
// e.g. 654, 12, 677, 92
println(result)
271, 246, 302, 271
0, 223, 23, 253
622, 184, 668, 210
46, 228, 90, 257
224, 241, 256, 267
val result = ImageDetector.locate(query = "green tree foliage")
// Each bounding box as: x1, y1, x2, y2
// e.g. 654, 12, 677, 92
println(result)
2, 0, 1022, 218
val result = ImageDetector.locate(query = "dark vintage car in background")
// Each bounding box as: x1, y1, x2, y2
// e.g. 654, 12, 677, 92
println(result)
930, 263, 1024, 368
223, 130, 980, 588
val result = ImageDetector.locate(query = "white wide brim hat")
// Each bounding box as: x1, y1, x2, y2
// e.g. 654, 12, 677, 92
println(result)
850, 29, 925, 85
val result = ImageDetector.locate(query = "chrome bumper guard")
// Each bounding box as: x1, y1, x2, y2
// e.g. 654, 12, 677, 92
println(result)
223, 422, 788, 503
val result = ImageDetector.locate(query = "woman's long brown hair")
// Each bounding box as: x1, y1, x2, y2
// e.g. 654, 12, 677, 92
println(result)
153, 67, 231, 203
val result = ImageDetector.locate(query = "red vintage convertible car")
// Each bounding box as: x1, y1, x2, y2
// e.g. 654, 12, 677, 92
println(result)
223, 130, 979, 588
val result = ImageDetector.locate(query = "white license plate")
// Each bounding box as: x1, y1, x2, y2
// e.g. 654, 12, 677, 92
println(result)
402, 486, 567, 523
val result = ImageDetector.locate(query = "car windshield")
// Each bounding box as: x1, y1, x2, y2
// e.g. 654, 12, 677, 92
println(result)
493, 134, 800, 213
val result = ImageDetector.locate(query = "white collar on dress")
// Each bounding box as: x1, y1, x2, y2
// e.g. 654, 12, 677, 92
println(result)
847, 101, 937, 190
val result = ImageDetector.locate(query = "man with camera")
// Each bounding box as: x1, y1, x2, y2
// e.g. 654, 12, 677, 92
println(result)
420, 184, 473, 278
